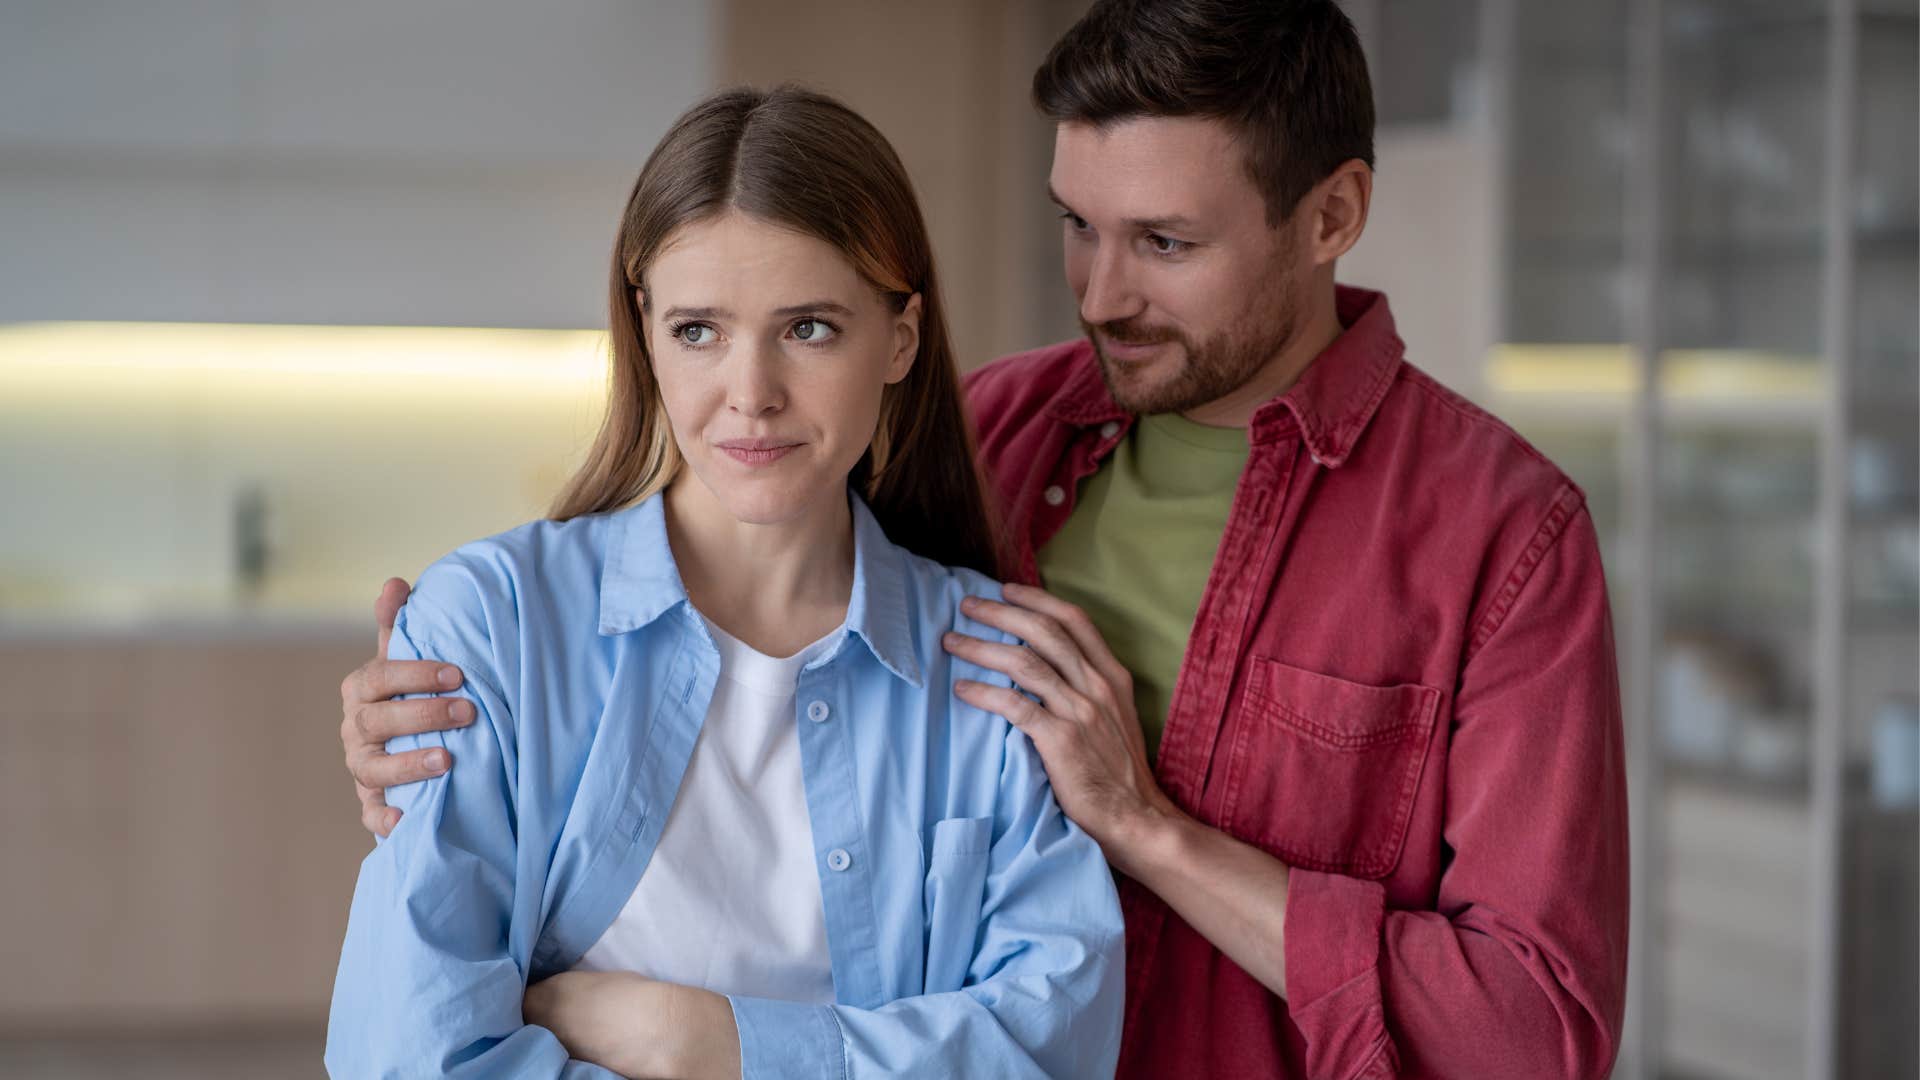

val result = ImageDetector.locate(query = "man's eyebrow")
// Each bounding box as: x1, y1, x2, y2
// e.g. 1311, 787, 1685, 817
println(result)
1046, 183, 1198, 232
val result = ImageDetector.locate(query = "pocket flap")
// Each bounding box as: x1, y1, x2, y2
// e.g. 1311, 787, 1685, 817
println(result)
1246, 658, 1440, 750
930, 814, 992, 860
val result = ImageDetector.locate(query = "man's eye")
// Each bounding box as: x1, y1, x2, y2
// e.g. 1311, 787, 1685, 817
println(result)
1060, 211, 1090, 231
1148, 233, 1187, 255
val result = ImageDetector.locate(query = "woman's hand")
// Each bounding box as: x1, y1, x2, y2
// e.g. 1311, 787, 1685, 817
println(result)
524, 971, 742, 1080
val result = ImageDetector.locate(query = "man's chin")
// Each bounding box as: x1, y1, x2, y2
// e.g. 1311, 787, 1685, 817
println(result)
1100, 366, 1189, 415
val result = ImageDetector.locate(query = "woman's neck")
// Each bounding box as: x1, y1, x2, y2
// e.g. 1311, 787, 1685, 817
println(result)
662, 477, 856, 657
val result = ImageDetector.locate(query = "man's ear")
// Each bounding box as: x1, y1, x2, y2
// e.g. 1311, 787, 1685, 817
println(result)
886, 293, 923, 384
1306, 160, 1373, 266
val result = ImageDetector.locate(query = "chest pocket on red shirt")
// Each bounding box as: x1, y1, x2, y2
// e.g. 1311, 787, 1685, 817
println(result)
1219, 657, 1441, 879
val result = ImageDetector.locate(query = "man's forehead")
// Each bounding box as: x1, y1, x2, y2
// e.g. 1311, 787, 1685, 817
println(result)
1049, 117, 1255, 220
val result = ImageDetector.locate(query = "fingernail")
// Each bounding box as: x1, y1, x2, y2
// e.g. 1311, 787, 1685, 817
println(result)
959, 596, 979, 611
955, 679, 976, 692
438, 666, 461, 689
942, 632, 959, 647
427, 750, 449, 771
450, 701, 474, 725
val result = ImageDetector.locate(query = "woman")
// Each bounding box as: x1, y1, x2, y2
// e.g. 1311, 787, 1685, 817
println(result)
324, 87, 1124, 1079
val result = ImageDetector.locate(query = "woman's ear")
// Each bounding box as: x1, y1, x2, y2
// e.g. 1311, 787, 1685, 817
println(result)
886, 293, 923, 385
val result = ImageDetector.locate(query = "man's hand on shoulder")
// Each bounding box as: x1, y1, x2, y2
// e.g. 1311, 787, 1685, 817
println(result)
941, 581, 1184, 867
339, 577, 473, 837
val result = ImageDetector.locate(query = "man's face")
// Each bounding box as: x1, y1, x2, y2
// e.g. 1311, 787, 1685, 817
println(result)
1050, 117, 1308, 416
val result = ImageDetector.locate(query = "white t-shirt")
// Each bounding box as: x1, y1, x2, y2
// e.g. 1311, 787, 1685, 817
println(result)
571, 615, 838, 1004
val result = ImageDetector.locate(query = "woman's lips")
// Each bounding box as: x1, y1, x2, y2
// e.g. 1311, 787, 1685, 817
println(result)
717, 441, 801, 466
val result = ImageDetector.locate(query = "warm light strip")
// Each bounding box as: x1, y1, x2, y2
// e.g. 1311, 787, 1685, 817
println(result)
0, 321, 610, 400
1486, 343, 1824, 401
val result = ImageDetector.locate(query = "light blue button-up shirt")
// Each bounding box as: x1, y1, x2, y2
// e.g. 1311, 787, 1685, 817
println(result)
325, 492, 1125, 1078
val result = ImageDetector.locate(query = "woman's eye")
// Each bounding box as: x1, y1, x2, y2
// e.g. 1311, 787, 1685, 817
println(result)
791, 318, 838, 343
675, 323, 716, 346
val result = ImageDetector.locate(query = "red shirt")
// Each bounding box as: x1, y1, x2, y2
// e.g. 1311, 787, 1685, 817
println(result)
962, 286, 1628, 1079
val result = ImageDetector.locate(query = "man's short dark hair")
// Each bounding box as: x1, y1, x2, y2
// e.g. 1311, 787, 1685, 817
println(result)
1032, 0, 1376, 226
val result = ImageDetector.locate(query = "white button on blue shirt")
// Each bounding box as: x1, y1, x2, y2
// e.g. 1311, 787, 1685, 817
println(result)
326, 491, 1124, 1080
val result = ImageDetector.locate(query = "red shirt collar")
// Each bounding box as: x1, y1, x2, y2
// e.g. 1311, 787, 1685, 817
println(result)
1045, 284, 1405, 468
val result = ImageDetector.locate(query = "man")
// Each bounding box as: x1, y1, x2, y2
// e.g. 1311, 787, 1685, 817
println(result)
338, 2, 1627, 1077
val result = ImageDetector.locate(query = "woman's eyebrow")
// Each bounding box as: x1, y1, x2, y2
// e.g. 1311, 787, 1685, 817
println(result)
770, 301, 856, 318
661, 305, 729, 321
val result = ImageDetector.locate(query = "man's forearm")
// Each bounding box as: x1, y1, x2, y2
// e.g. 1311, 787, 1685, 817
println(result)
1109, 805, 1293, 999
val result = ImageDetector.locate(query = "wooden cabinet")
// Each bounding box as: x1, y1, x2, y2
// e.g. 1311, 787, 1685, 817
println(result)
0, 633, 372, 1028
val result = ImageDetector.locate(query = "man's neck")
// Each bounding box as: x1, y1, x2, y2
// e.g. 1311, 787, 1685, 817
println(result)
1178, 280, 1344, 429
663, 478, 855, 657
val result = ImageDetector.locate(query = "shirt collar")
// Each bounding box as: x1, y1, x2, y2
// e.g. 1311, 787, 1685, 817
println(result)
597, 489, 923, 688
1045, 284, 1405, 467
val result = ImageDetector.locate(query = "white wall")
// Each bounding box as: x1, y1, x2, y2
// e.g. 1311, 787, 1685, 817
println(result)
1340, 125, 1498, 401
0, 0, 714, 328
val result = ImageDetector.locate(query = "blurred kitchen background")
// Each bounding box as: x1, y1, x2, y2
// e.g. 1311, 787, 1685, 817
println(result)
0, 1, 1913, 1077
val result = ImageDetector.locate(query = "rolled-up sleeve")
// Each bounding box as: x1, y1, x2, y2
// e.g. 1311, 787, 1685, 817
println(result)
325, 592, 616, 1079
1283, 505, 1629, 1080
729, 724, 1126, 1079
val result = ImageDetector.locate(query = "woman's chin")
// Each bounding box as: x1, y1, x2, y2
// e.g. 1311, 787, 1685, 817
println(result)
706, 476, 844, 529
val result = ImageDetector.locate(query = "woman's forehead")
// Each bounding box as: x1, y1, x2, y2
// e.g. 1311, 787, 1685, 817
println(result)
647, 213, 879, 317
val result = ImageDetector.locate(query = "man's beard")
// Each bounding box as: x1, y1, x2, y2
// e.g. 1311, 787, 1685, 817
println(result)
1082, 296, 1298, 416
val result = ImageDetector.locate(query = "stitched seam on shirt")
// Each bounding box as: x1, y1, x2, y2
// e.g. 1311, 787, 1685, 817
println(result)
1313, 345, 1402, 465
1245, 687, 1428, 750
1342, 1029, 1398, 1080
1464, 486, 1584, 662
823, 1006, 851, 1080
1401, 364, 1561, 473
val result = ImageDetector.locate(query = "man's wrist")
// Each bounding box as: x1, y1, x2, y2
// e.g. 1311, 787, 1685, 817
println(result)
1101, 791, 1196, 883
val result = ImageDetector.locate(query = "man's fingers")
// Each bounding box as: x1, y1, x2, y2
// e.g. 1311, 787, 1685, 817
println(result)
352, 697, 475, 745
955, 679, 1056, 738
1001, 583, 1135, 699
349, 745, 453, 792
374, 577, 412, 659
943, 633, 1074, 708
956, 595, 1099, 696
341, 658, 463, 709
356, 782, 403, 838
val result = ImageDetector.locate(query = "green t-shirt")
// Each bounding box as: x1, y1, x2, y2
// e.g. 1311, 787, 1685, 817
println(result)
1036, 413, 1249, 762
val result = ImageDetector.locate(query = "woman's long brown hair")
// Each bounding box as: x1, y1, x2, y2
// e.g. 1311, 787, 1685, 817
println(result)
549, 85, 1005, 579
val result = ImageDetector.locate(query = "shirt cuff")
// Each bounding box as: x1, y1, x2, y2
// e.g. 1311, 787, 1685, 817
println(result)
727, 994, 846, 1080
1284, 868, 1400, 1079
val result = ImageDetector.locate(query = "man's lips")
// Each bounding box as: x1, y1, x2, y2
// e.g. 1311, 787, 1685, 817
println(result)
1099, 334, 1173, 361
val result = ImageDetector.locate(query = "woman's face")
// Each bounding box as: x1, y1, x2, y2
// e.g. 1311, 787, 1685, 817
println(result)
643, 210, 920, 528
